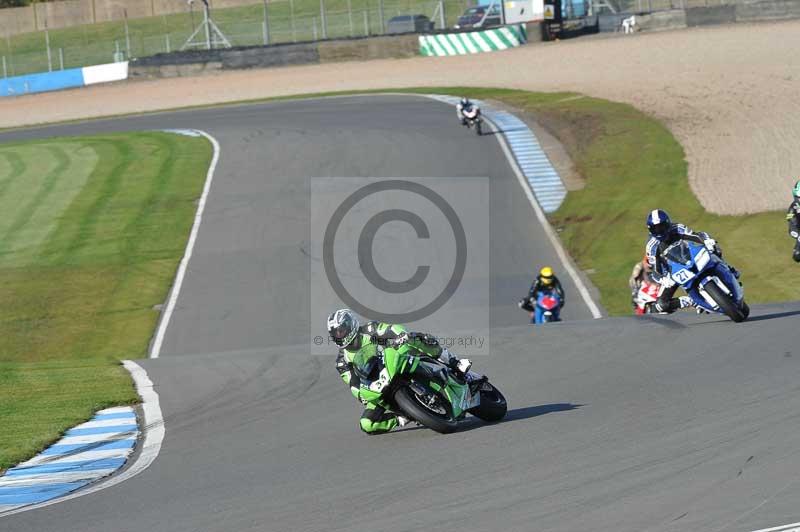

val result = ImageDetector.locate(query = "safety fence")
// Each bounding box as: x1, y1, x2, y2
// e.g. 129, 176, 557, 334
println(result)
0, 0, 473, 77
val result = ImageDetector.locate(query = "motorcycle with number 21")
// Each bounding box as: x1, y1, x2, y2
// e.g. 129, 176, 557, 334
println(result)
662, 240, 749, 322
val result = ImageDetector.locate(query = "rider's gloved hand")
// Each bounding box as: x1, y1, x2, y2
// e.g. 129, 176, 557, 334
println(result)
703, 238, 717, 252
659, 276, 676, 288
392, 332, 409, 347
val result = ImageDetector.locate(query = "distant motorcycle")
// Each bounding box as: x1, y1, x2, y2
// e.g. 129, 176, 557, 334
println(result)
535, 291, 562, 323
519, 290, 562, 324
661, 240, 749, 322
462, 106, 483, 136
633, 280, 663, 315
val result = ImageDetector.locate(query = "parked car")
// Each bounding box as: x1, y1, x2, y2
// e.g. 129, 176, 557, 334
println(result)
386, 14, 435, 34
453, 4, 502, 29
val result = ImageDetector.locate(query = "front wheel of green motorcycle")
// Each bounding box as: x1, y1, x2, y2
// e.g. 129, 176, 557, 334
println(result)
394, 385, 459, 434
469, 383, 508, 422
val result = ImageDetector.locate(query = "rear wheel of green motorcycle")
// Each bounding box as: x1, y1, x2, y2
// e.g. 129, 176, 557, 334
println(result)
705, 282, 746, 322
394, 385, 459, 434
469, 383, 507, 422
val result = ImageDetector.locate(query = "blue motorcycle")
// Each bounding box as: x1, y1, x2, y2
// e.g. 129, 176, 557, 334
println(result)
519, 290, 562, 324
662, 240, 749, 322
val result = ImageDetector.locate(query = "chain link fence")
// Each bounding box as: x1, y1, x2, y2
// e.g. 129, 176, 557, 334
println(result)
1, 0, 472, 77
610, 0, 734, 11
0, 0, 753, 78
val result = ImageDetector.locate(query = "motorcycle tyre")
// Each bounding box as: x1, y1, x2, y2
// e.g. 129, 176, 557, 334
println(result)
704, 282, 746, 323
469, 383, 507, 422
394, 385, 459, 434
740, 300, 750, 319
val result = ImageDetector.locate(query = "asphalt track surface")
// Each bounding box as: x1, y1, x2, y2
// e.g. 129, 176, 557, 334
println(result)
2, 96, 800, 532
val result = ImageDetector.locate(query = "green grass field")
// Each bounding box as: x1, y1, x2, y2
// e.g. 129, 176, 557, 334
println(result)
2, 0, 470, 76
0, 132, 212, 471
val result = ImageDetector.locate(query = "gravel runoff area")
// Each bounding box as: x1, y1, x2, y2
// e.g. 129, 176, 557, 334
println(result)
2, 21, 799, 214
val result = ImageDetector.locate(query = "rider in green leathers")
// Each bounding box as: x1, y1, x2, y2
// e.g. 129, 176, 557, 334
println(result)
328, 309, 473, 435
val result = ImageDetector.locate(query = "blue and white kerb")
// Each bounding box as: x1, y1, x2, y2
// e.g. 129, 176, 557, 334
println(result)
0, 406, 138, 514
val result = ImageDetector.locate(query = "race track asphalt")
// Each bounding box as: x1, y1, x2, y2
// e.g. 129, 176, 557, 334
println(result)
1, 96, 799, 532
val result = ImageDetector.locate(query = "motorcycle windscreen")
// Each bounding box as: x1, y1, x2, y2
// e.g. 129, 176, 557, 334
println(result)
352, 352, 381, 381
663, 241, 693, 266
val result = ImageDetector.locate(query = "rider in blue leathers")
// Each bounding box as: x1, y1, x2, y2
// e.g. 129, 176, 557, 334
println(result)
644, 209, 738, 313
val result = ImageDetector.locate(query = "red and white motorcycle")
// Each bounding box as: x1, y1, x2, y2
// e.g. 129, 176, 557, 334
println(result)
633, 280, 664, 315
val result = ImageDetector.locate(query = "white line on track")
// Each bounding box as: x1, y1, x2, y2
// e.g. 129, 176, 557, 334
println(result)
67, 418, 136, 429
422, 94, 601, 317
52, 434, 137, 446
150, 129, 221, 358
486, 116, 603, 318
753, 523, 800, 532
0, 361, 164, 517
20, 449, 132, 468
750, 523, 800, 532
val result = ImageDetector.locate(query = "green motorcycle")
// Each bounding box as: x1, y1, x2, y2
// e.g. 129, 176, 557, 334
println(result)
354, 342, 507, 434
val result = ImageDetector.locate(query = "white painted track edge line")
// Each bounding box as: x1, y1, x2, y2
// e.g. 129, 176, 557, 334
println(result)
750, 522, 800, 532
0, 361, 165, 517
149, 129, 221, 358
447, 100, 604, 319
492, 120, 602, 318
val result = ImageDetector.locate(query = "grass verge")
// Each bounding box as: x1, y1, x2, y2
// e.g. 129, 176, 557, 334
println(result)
0, 131, 212, 471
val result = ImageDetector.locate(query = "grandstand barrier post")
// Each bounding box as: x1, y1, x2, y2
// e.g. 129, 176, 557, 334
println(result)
124, 9, 132, 58
347, 0, 354, 35
44, 21, 53, 72
290, 0, 298, 42
5, 35, 14, 77
320, 0, 328, 39
263, 0, 271, 44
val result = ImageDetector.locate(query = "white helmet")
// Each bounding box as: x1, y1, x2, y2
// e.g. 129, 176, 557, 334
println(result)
327, 309, 359, 348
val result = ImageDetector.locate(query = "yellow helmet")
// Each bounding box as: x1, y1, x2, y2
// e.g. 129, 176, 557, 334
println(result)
539, 266, 554, 286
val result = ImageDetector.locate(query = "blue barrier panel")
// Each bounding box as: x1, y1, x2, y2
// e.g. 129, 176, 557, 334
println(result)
0, 68, 85, 98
